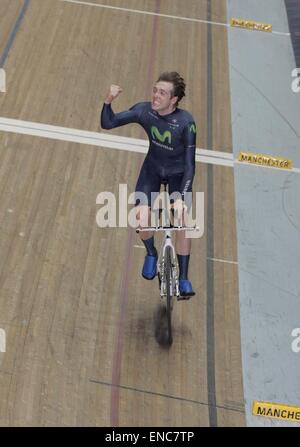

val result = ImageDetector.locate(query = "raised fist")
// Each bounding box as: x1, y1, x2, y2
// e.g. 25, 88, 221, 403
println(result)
104, 84, 123, 104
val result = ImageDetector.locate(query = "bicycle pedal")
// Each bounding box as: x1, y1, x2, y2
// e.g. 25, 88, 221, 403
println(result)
177, 293, 195, 301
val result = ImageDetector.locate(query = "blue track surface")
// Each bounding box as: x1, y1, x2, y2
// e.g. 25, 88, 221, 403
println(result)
0, 0, 30, 68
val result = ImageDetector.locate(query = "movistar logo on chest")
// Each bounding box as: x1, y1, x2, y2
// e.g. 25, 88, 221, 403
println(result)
151, 126, 172, 144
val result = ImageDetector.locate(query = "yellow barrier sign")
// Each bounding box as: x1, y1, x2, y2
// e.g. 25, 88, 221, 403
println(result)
238, 152, 292, 170
253, 401, 300, 423
231, 18, 272, 32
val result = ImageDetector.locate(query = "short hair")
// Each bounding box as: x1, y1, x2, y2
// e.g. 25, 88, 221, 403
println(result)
156, 71, 186, 105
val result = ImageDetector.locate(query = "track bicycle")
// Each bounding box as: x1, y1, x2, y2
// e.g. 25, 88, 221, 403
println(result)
136, 184, 198, 346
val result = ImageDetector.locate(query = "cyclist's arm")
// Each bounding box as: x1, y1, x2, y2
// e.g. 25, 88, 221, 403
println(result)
101, 103, 142, 129
180, 122, 196, 198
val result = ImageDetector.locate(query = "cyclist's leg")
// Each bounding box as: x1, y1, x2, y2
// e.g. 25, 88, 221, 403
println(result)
135, 159, 161, 279
168, 175, 195, 296
135, 158, 161, 241
168, 174, 191, 256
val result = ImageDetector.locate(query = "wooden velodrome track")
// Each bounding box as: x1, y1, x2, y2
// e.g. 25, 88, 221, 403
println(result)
0, 0, 245, 426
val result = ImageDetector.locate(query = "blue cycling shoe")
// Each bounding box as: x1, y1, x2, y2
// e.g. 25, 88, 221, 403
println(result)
142, 251, 158, 280
179, 279, 195, 299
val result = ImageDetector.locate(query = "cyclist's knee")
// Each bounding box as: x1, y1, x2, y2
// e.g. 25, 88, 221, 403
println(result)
135, 205, 151, 228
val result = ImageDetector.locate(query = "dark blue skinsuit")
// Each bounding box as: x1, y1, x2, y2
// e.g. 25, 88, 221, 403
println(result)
101, 102, 196, 206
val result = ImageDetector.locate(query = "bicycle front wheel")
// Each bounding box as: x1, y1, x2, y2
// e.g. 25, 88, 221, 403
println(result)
165, 245, 173, 345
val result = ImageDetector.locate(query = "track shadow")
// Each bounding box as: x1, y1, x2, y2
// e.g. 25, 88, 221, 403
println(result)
154, 303, 173, 348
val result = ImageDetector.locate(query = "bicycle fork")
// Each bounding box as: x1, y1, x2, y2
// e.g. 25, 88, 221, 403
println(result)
158, 231, 180, 299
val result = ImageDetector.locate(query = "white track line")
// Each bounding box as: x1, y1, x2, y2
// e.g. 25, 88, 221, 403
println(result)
272, 30, 291, 36
58, 0, 290, 36
207, 257, 238, 265
0, 117, 233, 167
235, 160, 300, 174
134, 250, 238, 266
59, 0, 229, 27
132, 249, 239, 265
0, 117, 299, 173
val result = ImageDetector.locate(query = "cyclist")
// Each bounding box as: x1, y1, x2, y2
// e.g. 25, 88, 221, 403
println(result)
101, 72, 196, 298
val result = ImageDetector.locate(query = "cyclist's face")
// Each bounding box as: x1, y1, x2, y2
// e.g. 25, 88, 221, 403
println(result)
152, 81, 178, 114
